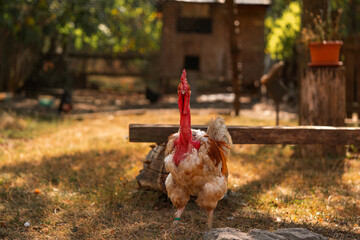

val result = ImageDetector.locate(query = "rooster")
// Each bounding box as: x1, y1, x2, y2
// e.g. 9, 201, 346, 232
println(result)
58, 89, 72, 114
164, 69, 232, 229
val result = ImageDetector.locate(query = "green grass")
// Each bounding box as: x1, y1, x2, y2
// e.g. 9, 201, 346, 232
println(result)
0, 111, 359, 239
0, 112, 66, 140
87, 76, 145, 93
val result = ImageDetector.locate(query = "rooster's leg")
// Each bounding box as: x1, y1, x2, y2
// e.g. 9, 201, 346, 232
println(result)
173, 206, 185, 225
165, 174, 189, 231
206, 209, 214, 229
175, 206, 185, 219
169, 207, 186, 234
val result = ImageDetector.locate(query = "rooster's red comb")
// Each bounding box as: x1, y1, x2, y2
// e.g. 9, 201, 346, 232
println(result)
180, 69, 187, 86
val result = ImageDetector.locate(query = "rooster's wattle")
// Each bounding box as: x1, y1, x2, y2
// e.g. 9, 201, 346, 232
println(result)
164, 69, 232, 229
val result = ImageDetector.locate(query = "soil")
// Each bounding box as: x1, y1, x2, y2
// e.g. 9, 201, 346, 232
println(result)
0, 89, 297, 122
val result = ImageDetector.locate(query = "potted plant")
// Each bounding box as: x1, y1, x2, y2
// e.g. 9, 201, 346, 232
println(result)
301, 9, 343, 66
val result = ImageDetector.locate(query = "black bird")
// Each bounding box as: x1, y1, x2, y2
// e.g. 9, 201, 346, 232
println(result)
145, 86, 160, 104
58, 89, 72, 113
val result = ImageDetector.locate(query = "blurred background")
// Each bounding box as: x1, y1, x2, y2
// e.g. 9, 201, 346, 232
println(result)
0, 0, 359, 116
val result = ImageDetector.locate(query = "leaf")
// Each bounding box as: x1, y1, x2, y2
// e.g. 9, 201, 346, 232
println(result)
26, 17, 35, 26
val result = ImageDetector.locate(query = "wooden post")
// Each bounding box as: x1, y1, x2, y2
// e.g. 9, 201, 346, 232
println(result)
300, 66, 346, 157
343, 41, 360, 118
275, 102, 280, 126
260, 61, 286, 126
225, 0, 242, 116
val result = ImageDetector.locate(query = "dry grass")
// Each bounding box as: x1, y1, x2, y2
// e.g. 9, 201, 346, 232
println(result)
0, 110, 359, 239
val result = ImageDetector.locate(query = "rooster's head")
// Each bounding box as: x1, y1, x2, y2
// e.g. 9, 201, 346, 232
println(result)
177, 69, 191, 115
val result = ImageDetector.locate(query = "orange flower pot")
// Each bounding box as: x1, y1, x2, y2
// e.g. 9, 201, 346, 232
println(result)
308, 41, 343, 66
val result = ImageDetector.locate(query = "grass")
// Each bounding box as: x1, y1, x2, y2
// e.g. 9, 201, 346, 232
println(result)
87, 76, 145, 94
0, 110, 359, 239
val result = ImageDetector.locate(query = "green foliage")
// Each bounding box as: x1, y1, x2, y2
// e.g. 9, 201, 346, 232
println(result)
265, 1, 301, 60
265, 0, 360, 60
60, 0, 162, 53
338, 0, 360, 37
103, 0, 162, 53
0, 0, 161, 54
0, 0, 161, 91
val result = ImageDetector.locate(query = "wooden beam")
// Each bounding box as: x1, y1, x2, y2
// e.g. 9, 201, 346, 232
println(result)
69, 71, 143, 77
68, 52, 151, 60
129, 124, 360, 145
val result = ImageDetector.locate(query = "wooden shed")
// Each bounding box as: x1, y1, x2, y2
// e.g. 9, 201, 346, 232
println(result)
159, 0, 270, 93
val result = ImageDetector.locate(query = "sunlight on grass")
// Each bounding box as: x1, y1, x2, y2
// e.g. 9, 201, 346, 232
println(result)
0, 110, 359, 239
88, 75, 145, 93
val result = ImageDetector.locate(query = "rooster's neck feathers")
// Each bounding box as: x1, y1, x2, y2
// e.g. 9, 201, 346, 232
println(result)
173, 69, 200, 165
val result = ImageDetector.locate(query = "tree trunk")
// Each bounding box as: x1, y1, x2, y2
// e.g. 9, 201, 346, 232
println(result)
299, 66, 346, 158
0, 28, 12, 91
0, 27, 38, 92
225, 0, 242, 116
136, 144, 168, 193
297, 0, 329, 124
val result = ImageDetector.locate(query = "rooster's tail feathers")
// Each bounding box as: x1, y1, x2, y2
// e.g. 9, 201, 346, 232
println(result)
206, 117, 232, 178
206, 117, 232, 146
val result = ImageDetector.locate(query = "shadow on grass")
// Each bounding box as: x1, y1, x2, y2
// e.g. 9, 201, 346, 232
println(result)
227, 145, 360, 239
0, 149, 145, 239
1, 146, 359, 239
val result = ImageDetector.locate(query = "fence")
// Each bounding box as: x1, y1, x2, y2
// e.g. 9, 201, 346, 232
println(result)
343, 42, 360, 117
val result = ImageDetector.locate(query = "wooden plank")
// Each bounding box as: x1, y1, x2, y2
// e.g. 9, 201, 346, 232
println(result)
129, 124, 360, 145
68, 52, 150, 60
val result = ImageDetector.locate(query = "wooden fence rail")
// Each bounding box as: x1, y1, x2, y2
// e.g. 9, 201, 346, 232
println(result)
129, 124, 360, 145
131, 124, 360, 191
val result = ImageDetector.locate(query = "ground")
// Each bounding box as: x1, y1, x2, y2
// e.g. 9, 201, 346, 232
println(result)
0, 91, 359, 239
0, 88, 296, 121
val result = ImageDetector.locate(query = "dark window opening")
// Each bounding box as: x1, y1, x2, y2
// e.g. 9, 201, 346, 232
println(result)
184, 56, 200, 71
177, 17, 212, 34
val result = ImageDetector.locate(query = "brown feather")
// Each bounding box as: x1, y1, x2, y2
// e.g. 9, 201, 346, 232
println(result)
207, 137, 230, 178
